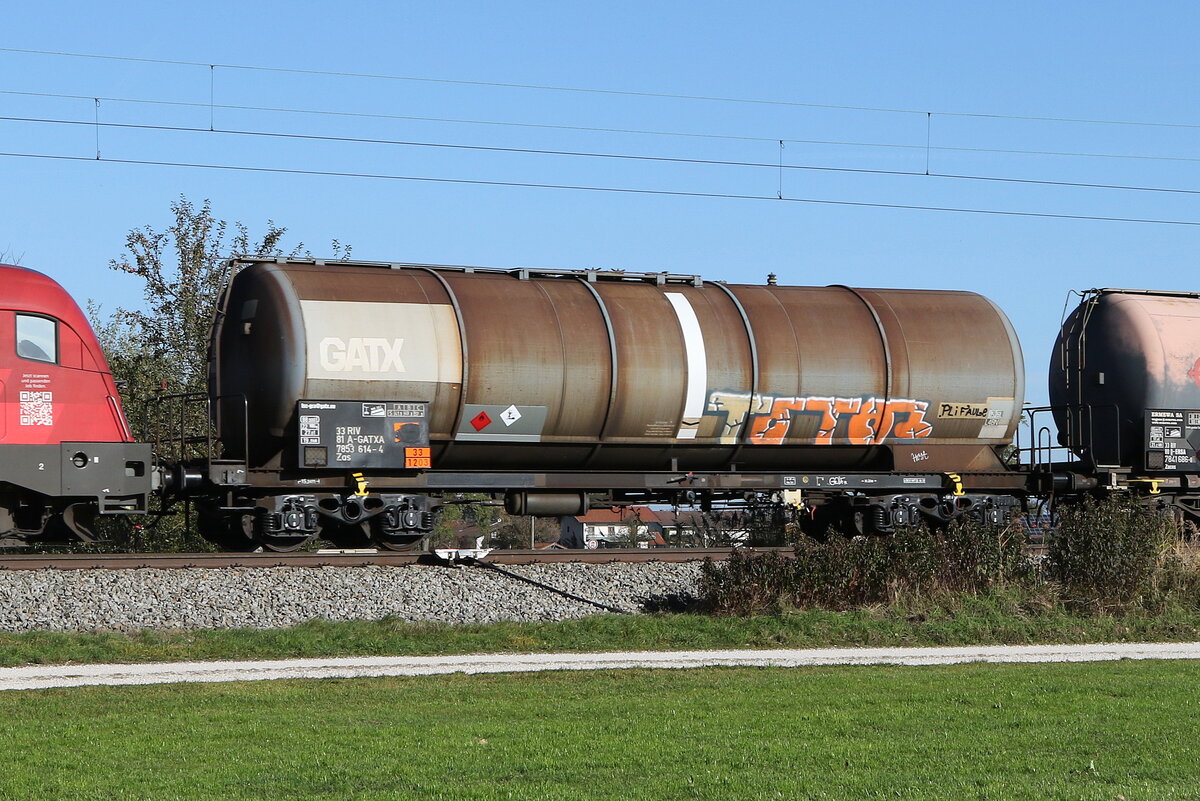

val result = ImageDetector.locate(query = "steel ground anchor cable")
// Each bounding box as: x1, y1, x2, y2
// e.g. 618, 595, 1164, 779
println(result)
462, 556, 632, 615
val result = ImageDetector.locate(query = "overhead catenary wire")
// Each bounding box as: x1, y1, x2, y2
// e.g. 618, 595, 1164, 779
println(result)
6, 46, 1200, 130
3, 149, 1199, 227
5, 48, 1200, 227
6, 87, 1200, 167
10, 112, 1200, 199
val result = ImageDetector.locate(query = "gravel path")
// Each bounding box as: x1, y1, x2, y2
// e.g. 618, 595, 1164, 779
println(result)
3, 642, 1199, 691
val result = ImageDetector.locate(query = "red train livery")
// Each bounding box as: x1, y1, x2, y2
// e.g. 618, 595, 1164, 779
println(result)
0, 264, 150, 544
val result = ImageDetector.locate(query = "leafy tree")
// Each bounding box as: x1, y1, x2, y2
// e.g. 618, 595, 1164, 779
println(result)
88, 196, 349, 550
430, 495, 497, 549
93, 195, 348, 424
489, 512, 561, 549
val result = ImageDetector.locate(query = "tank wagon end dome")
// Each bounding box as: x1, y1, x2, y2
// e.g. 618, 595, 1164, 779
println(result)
1050, 287, 1200, 469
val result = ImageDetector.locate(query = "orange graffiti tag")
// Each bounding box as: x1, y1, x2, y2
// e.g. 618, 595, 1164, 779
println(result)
736, 393, 933, 445
747, 396, 810, 445
889, 399, 934, 440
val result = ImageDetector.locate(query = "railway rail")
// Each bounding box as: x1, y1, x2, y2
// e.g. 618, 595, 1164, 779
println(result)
0, 547, 789, 571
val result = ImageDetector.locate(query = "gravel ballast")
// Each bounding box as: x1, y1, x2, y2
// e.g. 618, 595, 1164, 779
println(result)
0, 562, 703, 632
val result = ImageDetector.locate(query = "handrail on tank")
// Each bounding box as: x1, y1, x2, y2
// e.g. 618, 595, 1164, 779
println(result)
1015, 406, 1062, 472
227, 254, 707, 286
1035, 425, 1055, 473
140, 391, 206, 465
1017, 403, 1122, 473
142, 391, 249, 467
1091, 287, 1200, 299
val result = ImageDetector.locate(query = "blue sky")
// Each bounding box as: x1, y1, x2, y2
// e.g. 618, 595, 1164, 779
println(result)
2, 2, 1198, 409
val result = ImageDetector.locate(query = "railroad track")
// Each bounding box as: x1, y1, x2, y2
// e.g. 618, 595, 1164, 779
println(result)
0, 547, 792, 571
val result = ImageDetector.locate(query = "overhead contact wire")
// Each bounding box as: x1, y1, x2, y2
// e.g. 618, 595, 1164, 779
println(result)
6, 46, 1200, 130
9, 113, 1200, 198
6, 88, 1200, 166
2, 149, 1198, 227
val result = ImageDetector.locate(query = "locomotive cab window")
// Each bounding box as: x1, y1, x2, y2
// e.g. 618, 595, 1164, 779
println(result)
15, 314, 58, 364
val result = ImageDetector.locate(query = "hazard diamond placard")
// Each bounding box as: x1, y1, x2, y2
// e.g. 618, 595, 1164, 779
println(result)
500, 404, 522, 426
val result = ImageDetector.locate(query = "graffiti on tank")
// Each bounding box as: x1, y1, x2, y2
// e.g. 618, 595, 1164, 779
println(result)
703, 391, 934, 445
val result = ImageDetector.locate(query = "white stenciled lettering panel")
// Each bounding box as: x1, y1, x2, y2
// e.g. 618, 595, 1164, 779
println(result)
978, 397, 1016, 439
300, 300, 463, 383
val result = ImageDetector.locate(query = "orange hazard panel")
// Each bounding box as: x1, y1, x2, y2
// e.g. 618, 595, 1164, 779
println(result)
405, 447, 431, 469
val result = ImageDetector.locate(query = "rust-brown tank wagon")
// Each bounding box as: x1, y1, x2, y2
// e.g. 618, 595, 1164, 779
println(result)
195, 258, 1028, 550
213, 261, 1023, 471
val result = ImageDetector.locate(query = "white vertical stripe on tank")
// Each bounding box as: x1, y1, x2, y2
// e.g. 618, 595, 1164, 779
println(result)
665, 292, 707, 440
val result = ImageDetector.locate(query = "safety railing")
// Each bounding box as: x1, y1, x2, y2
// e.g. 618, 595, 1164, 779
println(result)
142, 391, 249, 466
1016, 403, 1122, 473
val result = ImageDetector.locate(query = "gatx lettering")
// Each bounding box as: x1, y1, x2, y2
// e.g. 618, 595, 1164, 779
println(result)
319, 337, 406, 373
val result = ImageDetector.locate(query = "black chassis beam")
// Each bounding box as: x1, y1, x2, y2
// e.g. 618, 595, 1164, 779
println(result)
210, 465, 1030, 495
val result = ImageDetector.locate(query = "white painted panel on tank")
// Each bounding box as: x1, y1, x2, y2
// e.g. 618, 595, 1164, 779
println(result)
665, 292, 708, 439
300, 300, 463, 383
978, 397, 1016, 439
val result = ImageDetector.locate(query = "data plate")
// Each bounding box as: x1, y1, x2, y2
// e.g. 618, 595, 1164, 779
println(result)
1145, 409, 1200, 472
296, 400, 429, 469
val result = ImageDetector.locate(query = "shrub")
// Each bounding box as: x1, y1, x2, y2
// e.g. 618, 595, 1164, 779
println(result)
702, 497, 1200, 618
1046, 497, 1181, 612
701, 517, 1031, 616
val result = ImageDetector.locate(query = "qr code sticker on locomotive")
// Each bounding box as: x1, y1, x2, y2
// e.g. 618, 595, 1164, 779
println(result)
19, 391, 53, 426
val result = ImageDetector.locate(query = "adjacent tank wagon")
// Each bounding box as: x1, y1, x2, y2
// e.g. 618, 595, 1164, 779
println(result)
1049, 288, 1200, 519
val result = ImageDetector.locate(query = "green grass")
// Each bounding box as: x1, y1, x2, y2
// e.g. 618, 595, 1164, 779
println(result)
6, 593, 1200, 667
1, 660, 1198, 799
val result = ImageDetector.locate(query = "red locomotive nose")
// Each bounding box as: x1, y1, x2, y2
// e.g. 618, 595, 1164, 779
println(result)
0, 264, 134, 445
1190, 357, 1200, 389
0, 263, 150, 545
